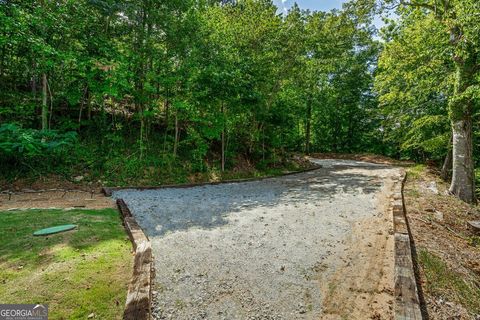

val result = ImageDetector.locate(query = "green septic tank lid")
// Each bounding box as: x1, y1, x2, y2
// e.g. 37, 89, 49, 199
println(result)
33, 224, 77, 236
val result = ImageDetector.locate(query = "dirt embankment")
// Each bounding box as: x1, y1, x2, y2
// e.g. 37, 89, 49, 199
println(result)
404, 166, 480, 319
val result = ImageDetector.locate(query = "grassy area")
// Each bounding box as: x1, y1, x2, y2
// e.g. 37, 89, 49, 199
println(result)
0, 208, 132, 320
475, 168, 480, 197
419, 250, 480, 314
406, 163, 426, 179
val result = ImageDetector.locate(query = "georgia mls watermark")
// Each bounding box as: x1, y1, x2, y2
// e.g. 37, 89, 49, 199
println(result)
0, 304, 48, 320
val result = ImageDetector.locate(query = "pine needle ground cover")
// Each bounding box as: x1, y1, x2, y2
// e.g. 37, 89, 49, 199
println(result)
0, 208, 132, 320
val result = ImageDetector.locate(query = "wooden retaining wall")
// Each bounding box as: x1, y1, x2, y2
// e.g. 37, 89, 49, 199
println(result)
117, 199, 153, 320
393, 171, 423, 320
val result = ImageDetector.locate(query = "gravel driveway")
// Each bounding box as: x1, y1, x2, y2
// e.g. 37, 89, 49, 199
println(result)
113, 159, 402, 319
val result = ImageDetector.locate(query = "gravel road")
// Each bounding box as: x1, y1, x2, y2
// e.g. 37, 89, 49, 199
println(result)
113, 159, 402, 319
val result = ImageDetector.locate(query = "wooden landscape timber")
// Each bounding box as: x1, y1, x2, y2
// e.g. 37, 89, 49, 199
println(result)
393, 171, 423, 320
116, 199, 154, 320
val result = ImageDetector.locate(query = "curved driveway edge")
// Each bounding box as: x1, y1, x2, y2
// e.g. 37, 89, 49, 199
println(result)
102, 166, 321, 197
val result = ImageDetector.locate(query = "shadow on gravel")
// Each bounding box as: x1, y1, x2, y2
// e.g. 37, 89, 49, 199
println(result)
113, 163, 389, 237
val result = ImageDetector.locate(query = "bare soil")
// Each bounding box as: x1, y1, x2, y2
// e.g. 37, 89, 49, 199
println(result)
320, 174, 397, 319
0, 190, 115, 210
309, 153, 414, 166
0, 173, 104, 192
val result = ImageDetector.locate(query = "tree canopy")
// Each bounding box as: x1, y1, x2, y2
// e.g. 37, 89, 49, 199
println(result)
1, 0, 479, 201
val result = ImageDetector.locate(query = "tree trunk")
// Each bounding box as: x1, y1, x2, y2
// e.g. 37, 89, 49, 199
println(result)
173, 111, 179, 156
262, 126, 265, 161
41, 73, 48, 130
449, 119, 475, 203
140, 113, 145, 160
32, 75, 37, 96
87, 89, 92, 120
221, 128, 225, 172
31, 62, 37, 96
221, 102, 225, 172
448, 39, 476, 203
78, 85, 88, 128
0, 46, 4, 79
305, 95, 312, 154
47, 76, 53, 129
164, 99, 169, 128
440, 142, 452, 181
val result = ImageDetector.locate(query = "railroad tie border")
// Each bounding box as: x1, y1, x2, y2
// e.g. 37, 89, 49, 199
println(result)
116, 199, 153, 320
393, 170, 423, 320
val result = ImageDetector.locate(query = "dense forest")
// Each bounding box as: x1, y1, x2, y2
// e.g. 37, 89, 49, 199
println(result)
0, 0, 479, 203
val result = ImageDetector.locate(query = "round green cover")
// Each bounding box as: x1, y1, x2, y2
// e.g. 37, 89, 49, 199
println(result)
33, 224, 77, 236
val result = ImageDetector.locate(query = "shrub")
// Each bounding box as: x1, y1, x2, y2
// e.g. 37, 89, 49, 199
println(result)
0, 123, 78, 175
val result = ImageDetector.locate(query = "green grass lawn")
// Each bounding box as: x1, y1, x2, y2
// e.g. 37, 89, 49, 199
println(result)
0, 208, 132, 320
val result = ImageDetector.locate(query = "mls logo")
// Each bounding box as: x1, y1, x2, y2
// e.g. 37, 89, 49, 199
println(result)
0, 304, 48, 320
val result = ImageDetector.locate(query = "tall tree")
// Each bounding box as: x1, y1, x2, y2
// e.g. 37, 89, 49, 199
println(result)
375, 12, 452, 161
378, 0, 480, 202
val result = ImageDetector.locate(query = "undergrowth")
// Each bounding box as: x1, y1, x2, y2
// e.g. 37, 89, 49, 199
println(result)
419, 250, 480, 315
